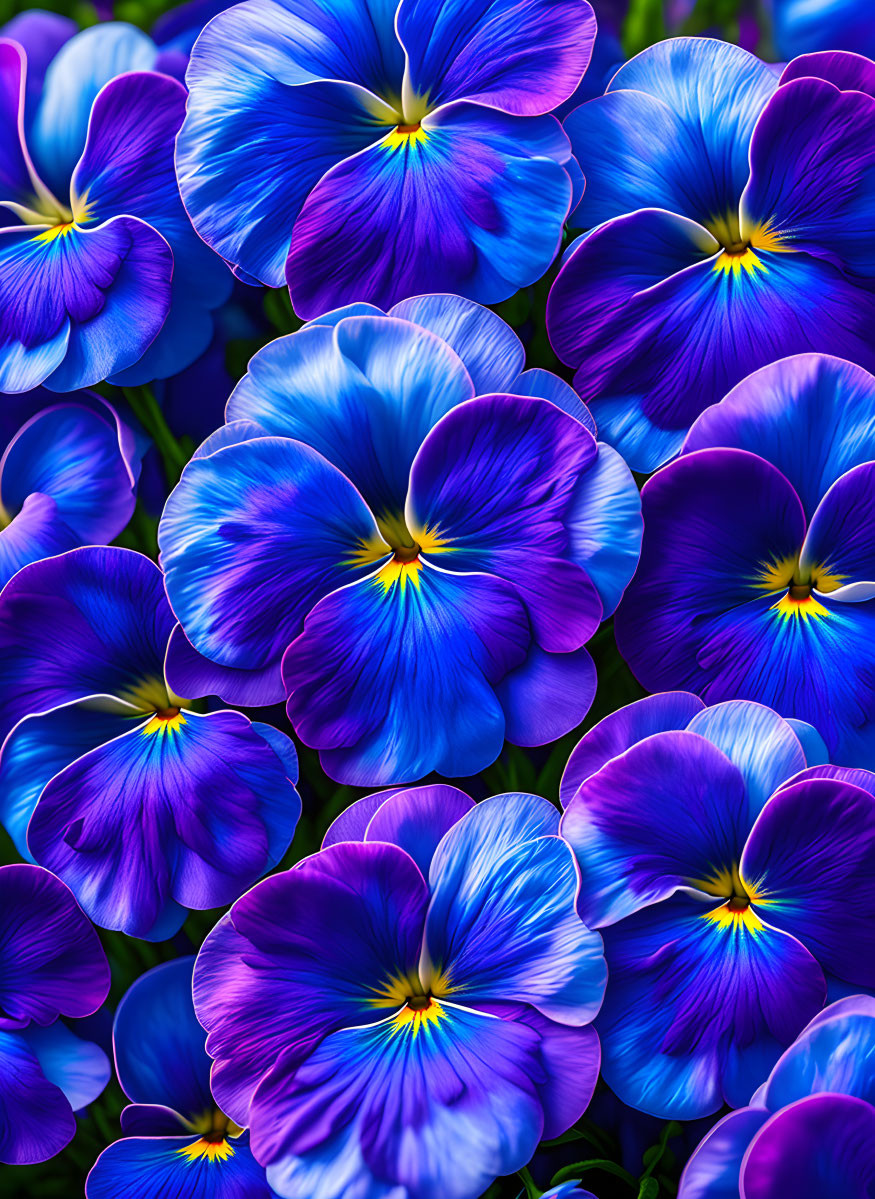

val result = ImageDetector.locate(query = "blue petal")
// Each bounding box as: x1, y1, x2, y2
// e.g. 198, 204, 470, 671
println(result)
508, 367, 596, 433
679, 1107, 769, 1199
29, 23, 158, 198
0, 493, 79, 592
113, 958, 212, 1118
226, 314, 474, 517
86, 1131, 274, 1199
497, 644, 597, 747
163, 623, 286, 709
20, 1020, 110, 1113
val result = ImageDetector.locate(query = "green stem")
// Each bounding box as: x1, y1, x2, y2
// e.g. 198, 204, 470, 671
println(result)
122, 385, 189, 487
518, 1165, 542, 1199
550, 1159, 638, 1190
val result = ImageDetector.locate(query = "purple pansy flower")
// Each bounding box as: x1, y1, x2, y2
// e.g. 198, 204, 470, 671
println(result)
546, 39, 875, 471
680, 994, 875, 1198
559, 694, 875, 1119
193, 786, 606, 1199
0, 862, 110, 1164
615, 353, 875, 766
158, 296, 642, 785
0, 545, 301, 940
175, 0, 596, 315
0, 386, 138, 587
0, 21, 231, 393
86, 958, 275, 1199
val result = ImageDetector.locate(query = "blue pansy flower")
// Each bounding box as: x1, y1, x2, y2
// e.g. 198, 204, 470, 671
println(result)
0, 386, 138, 587
560, 694, 875, 1119
193, 786, 606, 1199
158, 296, 642, 785
86, 957, 276, 1199
0, 546, 301, 940
547, 39, 875, 471
175, 0, 596, 315
0, 21, 231, 393
0, 863, 110, 1164
680, 994, 875, 1198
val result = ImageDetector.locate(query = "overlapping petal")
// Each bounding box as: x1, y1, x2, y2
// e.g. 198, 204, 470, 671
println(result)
0, 1027, 77, 1164
286, 103, 572, 315
361, 785, 474, 877
496, 644, 597, 747
282, 561, 530, 784
20, 1020, 110, 1114
678, 1107, 770, 1199
86, 1131, 274, 1199
0, 493, 79, 591
26, 709, 301, 938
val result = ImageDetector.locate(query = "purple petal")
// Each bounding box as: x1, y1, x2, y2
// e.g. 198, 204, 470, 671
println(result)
0, 39, 42, 211
0, 1027, 76, 1164
26, 710, 301, 938
797, 462, 875, 597
780, 50, 875, 96
163, 624, 285, 708
559, 692, 705, 808
0, 492, 79, 590
192, 841, 429, 1125
497, 644, 597, 748
321, 789, 400, 849
362, 785, 474, 878
741, 777, 875, 987
0, 863, 109, 1026
396, 0, 596, 115
409, 393, 602, 651
678, 1106, 769, 1199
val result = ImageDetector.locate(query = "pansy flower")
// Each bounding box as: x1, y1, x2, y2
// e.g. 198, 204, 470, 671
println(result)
546, 39, 875, 470
0, 21, 231, 393
0, 386, 138, 587
0, 545, 301, 940
158, 297, 642, 784
0, 862, 110, 1164
615, 353, 875, 766
193, 787, 607, 1199
560, 694, 875, 1119
87, 958, 275, 1199
175, 0, 596, 315
680, 994, 875, 1198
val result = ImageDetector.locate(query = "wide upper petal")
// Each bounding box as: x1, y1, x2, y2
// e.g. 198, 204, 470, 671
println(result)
113, 958, 212, 1117
396, 0, 596, 115
0, 546, 173, 741
282, 560, 530, 784
741, 777, 875, 987
26, 709, 301, 938
562, 730, 753, 928
596, 894, 825, 1118
408, 393, 602, 651
423, 793, 606, 1022
740, 1093, 875, 1199
225, 315, 474, 518
28, 23, 158, 198
159, 436, 386, 671
192, 841, 429, 1124
286, 102, 572, 315
741, 76, 875, 277
86, 1131, 275, 1199
684, 354, 875, 521
0, 862, 109, 1026
249, 1002, 546, 1199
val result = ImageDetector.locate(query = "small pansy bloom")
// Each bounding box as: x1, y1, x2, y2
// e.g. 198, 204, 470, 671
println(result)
547, 39, 875, 470
559, 693, 875, 1119
680, 994, 875, 1199
0, 386, 138, 587
615, 353, 875, 766
0, 545, 301, 940
86, 958, 275, 1199
193, 787, 607, 1199
0, 21, 231, 393
0, 863, 110, 1164
159, 296, 642, 785
176, 0, 596, 314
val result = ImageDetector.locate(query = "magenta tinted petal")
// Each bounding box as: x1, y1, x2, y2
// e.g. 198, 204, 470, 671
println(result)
497, 644, 597, 748
363, 785, 474, 878
780, 49, 875, 96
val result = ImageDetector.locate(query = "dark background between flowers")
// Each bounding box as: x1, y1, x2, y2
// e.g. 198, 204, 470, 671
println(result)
0, 0, 764, 1194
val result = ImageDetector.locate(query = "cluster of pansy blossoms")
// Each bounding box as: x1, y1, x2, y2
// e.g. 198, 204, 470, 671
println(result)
3, 1, 875, 1198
